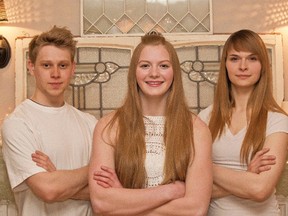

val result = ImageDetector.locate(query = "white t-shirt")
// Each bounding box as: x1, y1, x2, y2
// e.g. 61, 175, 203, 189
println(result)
198, 105, 288, 216
1, 99, 97, 216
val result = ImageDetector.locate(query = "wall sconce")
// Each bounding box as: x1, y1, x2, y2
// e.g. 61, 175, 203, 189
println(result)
0, 35, 10, 68
0, 0, 10, 68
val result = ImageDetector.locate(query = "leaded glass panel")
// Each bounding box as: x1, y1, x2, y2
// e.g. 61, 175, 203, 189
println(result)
25, 44, 273, 117
81, 0, 212, 35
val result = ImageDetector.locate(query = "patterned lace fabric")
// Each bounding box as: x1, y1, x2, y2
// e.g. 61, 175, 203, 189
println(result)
144, 116, 166, 188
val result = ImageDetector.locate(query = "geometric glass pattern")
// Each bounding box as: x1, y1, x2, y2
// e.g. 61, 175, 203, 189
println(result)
0, 35, 285, 215
81, 0, 212, 35
26, 45, 273, 118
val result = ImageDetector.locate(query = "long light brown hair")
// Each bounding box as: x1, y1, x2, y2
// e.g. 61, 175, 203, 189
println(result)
106, 33, 194, 188
209, 29, 287, 164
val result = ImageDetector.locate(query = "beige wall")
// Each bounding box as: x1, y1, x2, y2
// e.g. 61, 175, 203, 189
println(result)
0, 0, 80, 125
0, 0, 287, 124
213, 0, 288, 109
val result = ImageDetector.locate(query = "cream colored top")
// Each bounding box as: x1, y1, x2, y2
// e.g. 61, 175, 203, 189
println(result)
144, 116, 166, 188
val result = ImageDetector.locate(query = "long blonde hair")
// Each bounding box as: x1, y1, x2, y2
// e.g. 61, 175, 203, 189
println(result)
209, 29, 287, 164
106, 33, 194, 188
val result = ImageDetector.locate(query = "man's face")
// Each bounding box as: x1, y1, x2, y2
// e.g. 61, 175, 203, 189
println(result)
28, 45, 75, 107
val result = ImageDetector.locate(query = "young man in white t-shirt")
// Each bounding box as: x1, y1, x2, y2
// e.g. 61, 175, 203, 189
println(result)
1, 26, 97, 216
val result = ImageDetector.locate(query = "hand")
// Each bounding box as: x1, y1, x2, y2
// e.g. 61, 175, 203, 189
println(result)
170, 181, 185, 199
248, 148, 276, 174
93, 166, 123, 188
31, 150, 56, 172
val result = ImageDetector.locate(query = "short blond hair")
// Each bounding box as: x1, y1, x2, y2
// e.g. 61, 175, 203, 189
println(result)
28, 26, 77, 63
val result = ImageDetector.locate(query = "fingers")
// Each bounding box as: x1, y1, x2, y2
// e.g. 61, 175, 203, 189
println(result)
31, 150, 56, 172
251, 148, 273, 162
250, 148, 276, 164
248, 148, 276, 174
254, 148, 270, 157
34, 150, 48, 157
93, 169, 114, 182
93, 171, 114, 188
96, 181, 111, 188
93, 166, 123, 188
258, 165, 272, 172
100, 165, 116, 175
94, 173, 113, 188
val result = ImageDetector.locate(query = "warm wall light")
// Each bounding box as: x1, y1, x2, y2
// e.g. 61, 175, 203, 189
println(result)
0, 35, 10, 68
0, 0, 10, 68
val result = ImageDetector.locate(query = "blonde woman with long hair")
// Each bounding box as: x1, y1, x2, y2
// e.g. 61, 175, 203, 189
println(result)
88, 32, 213, 215
199, 29, 288, 215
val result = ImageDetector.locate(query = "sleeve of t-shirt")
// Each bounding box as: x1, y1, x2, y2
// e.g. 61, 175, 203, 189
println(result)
87, 113, 98, 133
266, 112, 288, 137
1, 117, 46, 191
197, 105, 213, 125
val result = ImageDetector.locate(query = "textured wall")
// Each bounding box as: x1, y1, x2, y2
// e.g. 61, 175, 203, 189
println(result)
0, 0, 288, 210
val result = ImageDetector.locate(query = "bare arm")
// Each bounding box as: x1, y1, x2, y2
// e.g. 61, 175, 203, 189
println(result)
247, 148, 276, 174
211, 184, 230, 198
213, 132, 287, 201
32, 150, 56, 172
30, 150, 90, 201
95, 146, 277, 200
89, 114, 186, 216
142, 116, 213, 216
71, 185, 90, 200
26, 165, 89, 203
89, 115, 213, 216
212, 147, 277, 199
93, 165, 123, 188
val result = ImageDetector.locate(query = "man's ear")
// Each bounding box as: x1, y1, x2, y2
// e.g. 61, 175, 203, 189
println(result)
27, 59, 35, 76
71, 61, 76, 76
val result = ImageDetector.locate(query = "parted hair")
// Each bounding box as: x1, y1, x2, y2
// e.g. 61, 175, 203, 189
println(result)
28, 25, 77, 63
209, 29, 287, 164
106, 32, 195, 188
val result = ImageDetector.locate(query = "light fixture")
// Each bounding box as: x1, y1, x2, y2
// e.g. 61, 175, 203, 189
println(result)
0, 0, 10, 68
0, 35, 10, 68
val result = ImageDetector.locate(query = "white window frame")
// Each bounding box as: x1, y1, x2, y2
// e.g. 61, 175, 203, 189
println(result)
15, 34, 284, 106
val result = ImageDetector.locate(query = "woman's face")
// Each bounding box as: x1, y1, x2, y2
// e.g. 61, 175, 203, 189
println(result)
136, 44, 174, 101
226, 48, 261, 91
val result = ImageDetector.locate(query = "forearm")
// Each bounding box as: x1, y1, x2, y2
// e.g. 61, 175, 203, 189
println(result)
140, 181, 211, 216
47, 166, 89, 201
71, 185, 90, 200
27, 166, 89, 202
90, 182, 183, 215
142, 118, 213, 216
142, 196, 209, 216
211, 183, 230, 199
213, 165, 266, 200
213, 132, 288, 201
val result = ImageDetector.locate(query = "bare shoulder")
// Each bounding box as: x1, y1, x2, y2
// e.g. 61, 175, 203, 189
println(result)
95, 111, 117, 129
93, 111, 118, 138
192, 114, 210, 134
